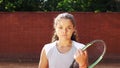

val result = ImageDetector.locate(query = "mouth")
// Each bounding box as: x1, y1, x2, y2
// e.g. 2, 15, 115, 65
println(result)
61, 35, 67, 37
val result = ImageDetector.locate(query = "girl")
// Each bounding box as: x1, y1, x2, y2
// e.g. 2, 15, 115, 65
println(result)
38, 13, 88, 68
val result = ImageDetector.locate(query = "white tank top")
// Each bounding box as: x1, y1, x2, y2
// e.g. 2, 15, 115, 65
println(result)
43, 41, 85, 68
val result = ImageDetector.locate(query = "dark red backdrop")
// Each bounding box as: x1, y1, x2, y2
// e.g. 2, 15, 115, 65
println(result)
0, 12, 120, 61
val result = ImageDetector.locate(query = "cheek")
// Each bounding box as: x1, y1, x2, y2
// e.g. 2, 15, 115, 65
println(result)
69, 29, 75, 34
69, 31, 74, 36
55, 29, 61, 35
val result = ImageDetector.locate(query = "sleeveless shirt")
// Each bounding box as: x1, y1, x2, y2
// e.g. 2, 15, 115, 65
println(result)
43, 41, 85, 68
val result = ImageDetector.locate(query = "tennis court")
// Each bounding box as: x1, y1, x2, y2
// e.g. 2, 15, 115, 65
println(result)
0, 61, 120, 68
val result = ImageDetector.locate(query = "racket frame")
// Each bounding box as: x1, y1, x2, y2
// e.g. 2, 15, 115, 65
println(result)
82, 40, 106, 68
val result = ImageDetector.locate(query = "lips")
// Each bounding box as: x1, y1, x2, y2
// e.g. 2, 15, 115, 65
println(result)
61, 34, 67, 37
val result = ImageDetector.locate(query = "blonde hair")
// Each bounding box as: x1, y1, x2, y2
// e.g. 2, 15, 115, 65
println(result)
51, 13, 79, 42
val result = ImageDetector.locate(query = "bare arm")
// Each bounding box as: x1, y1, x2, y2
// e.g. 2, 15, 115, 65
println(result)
38, 48, 48, 68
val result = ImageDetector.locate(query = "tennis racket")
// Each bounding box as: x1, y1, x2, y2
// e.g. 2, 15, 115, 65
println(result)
70, 40, 106, 68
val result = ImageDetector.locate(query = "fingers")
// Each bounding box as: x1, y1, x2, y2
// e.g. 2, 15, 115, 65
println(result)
74, 49, 88, 66
84, 50, 88, 56
74, 49, 87, 59
79, 49, 83, 55
80, 49, 87, 56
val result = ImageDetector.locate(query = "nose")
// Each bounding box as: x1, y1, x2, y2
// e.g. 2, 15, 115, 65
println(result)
62, 28, 67, 33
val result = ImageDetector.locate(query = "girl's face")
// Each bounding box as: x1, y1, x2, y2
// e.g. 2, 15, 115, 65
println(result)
55, 19, 75, 41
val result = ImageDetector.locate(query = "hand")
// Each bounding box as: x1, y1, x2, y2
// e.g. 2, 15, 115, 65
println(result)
74, 49, 88, 68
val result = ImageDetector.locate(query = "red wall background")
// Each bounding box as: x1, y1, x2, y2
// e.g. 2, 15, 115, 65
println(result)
0, 12, 120, 61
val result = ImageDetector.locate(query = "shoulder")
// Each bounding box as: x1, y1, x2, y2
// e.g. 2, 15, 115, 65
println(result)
43, 41, 56, 50
72, 41, 85, 49
43, 41, 56, 55
44, 41, 56, 49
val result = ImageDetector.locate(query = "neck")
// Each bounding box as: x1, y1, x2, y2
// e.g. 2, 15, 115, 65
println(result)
57, 40, 72, 47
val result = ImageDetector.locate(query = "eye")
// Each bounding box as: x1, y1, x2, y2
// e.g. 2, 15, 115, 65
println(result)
68, 27, 72, 29
58, 26, 63, 29
68, 27, 73, 29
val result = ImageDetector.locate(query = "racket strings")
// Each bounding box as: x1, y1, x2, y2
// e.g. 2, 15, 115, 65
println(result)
70, 40, 106, 68
87, 41, 105, 65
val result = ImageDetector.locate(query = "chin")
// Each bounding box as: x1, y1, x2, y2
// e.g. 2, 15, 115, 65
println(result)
60, 38, 70, 41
